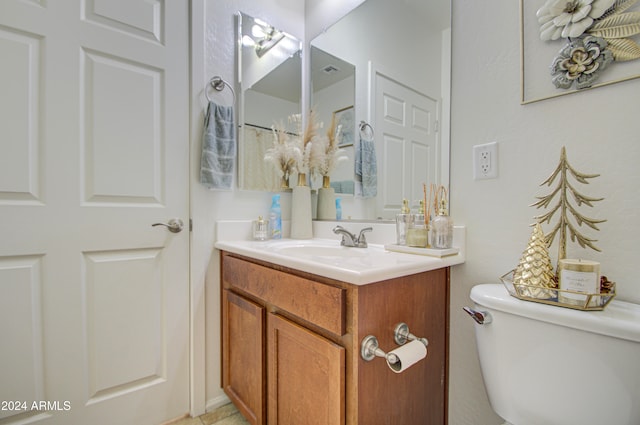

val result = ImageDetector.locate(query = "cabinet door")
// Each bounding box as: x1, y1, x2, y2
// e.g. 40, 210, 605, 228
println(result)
268, 314, 345, 425
356, 269, 449, 424
222, 290, 265, 425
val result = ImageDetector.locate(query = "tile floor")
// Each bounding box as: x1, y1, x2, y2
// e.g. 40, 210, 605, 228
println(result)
171, 403, 249, 425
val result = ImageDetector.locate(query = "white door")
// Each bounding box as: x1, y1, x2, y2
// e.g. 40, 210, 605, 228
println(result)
374, 73, 440, 219
0, 1, 190, 424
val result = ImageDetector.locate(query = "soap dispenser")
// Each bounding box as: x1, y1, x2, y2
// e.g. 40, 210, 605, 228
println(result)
406, 200, 428, 247
269, 194, 282, 239
413, 200, 425, 224
431, 198, 453, 249
395, 199, 413, 245
253, 216, 269, 241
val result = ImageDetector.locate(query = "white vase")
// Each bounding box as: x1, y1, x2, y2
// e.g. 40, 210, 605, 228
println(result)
317, 176, 337, 220
290, 173, 313, 239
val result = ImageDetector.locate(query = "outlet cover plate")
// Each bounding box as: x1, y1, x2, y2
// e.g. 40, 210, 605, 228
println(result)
473, 142, 498, 180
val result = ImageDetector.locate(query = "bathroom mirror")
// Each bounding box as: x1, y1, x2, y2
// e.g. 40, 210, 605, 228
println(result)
310, 46, 356, 194
236, 1, 451, 221
237, 12, 303, 191
310, 0, 451, 220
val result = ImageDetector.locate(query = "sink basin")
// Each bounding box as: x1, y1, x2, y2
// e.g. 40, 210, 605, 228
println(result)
269, 241, 371, 258
239, 238, 393, 278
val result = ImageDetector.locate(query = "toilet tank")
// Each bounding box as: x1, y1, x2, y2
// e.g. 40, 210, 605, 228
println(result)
470, 284, 640, 425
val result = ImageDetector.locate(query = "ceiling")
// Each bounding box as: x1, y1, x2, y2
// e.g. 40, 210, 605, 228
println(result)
251, 52, 302, 103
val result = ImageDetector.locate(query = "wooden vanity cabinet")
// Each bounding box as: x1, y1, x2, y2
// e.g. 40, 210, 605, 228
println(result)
222, 290, 266, 425
267, 314, 345, 425
221, 251, 449, 425
222, 253, 346, 425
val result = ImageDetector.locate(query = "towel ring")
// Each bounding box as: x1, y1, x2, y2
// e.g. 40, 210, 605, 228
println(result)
359, 121, 374, 139
205, 76, 236, 105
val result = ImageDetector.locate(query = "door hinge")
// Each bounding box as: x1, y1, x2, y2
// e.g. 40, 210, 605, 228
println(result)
434, 119, 440, 132
189, 218, 193, 232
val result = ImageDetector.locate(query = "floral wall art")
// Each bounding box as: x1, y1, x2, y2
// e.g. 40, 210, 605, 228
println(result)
521, 0, 640, 103
333, 105, 355, 147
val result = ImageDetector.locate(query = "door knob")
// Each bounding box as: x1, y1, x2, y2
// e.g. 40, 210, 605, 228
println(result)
152, 218, 184, 233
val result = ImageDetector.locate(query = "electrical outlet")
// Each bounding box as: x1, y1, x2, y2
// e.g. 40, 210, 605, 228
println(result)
473, 142, 498, 180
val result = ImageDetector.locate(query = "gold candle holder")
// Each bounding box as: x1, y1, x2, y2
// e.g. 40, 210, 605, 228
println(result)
558, 259, 600, 306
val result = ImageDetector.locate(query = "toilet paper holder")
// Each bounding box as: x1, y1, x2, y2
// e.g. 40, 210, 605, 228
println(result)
393, 322, 429, 347
360, 322, 429, 362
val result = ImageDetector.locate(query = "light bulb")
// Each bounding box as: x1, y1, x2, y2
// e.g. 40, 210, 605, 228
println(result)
251, 24, 266, 38
242, 35, 255, 47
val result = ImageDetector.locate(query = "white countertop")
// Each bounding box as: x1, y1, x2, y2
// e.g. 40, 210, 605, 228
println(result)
214, 221, 465, 285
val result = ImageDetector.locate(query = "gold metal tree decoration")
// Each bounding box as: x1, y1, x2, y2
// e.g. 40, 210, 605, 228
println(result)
531, 146, 606, 265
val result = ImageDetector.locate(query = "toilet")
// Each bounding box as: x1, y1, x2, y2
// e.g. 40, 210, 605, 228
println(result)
466, 283, 640, 425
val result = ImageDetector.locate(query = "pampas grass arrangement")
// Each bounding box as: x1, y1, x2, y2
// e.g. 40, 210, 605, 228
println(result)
264, 117, 298, 187
290, 113, 315, 176
311, 113, 348, 179
265, 112, 347, 187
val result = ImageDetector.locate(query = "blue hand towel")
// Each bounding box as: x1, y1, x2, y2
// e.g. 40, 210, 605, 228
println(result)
200, 101, 236, 189
355, 134, 377, 197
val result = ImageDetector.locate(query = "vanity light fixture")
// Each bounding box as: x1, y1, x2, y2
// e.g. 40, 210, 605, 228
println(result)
242, 20, 285, 58
254, 29, 285, 57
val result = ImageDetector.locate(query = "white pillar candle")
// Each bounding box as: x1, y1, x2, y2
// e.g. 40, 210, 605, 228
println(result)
558, 259, 600, 305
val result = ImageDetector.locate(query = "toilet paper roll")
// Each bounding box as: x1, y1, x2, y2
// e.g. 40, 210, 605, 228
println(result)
385, 340, 427, 373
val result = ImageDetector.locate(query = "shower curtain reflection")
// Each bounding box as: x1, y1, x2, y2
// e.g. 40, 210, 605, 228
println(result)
241, 125, 282, 191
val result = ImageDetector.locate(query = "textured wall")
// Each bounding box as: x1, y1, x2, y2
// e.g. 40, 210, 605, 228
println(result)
448, 1, 640, 424
197, 0, 305, 408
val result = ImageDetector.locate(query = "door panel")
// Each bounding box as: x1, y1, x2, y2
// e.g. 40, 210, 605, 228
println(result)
0, 256, 45, 422
0, 1, 189, 424
84, 248, 164, 401
375, 73, 439, 219
0, 26, 42, 203
381, 133, 405, 210
87, 0, 162, 42
82, 50, 164, 203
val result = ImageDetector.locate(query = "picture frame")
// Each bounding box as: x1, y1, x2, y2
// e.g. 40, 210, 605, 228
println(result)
520, 0, 640, 104
333, 105, 355, 147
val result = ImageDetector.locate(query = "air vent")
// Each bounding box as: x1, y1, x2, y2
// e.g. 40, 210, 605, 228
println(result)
321, 65, 340, 74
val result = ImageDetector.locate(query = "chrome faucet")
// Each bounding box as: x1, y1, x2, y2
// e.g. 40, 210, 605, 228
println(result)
332, 225, 373, 248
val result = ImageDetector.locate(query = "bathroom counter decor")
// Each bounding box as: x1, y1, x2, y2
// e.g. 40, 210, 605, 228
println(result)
501, 147, 614, 311
531, 146, 606, 269
500, 270, 616, 311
